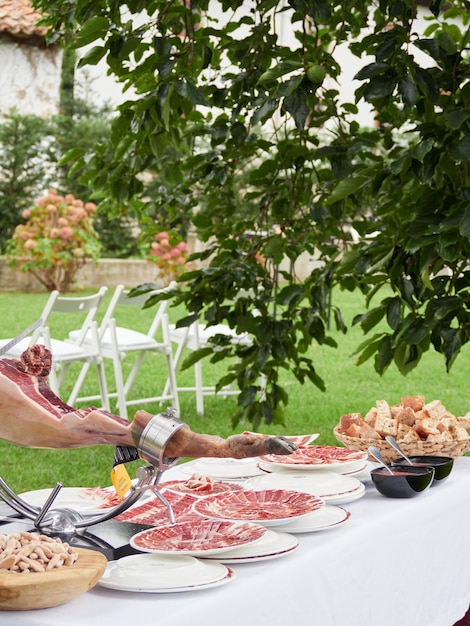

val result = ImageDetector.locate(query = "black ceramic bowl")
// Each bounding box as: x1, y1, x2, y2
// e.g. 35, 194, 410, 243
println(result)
391, 455, 454, 485
371, 465, 435, 498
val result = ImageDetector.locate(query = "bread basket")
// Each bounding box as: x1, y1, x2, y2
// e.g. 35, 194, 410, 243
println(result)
333, 426, 470, 464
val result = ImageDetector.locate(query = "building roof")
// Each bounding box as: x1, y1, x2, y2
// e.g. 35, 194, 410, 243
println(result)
0, 0, 48, 38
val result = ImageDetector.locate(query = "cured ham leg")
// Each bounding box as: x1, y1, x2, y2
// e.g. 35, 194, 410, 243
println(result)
0, 346, 296, 459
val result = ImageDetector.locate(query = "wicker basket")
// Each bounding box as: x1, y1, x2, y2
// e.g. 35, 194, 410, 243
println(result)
333, 426, 470, 464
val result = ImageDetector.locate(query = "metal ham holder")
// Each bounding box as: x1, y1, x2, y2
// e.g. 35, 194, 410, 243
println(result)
0, 408, 187, 535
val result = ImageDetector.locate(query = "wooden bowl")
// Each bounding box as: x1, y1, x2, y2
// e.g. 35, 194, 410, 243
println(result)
0, 547, 107, 611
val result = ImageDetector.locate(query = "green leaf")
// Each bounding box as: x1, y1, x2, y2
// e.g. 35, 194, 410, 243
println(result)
238, 385, 258, 408
444, 109, 470, 130
72, 17, 110, 48
181, 347, 214, 370
354, 62, 390, 81
57, 147, 85, 166
326, 176, 369, 204
174, 79, 209, 106
374, 335, 393, 374
451, 137, 470, 162
414, 67, 439, 104
353, 334, 385, 366
277, 284, 304, 306
398, 75, 418, 107
386, 297, 401, 330
282, 90, 310, 130
353, 306, 387, 333
361, 76, 396, 101
77, 46, 107, 67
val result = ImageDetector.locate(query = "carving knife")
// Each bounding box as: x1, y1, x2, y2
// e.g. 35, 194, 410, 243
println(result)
0, 318, 43, 358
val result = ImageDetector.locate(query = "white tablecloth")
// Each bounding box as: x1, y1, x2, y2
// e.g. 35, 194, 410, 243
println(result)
4, 458, 470, 626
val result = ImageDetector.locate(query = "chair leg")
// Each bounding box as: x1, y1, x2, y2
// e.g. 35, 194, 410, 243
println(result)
165, 351, 180, 414
123, 351, 147, 397
67, 361, 92, 406
96, 361, 111, 412
109, 321, 128, 420
194, 359, 204, 415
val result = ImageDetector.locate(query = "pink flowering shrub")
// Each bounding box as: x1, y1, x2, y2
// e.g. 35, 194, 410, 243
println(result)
147, 231, 189, 283
7, 188, 101, 292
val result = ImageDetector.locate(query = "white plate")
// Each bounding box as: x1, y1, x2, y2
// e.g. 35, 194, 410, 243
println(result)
326, 482, 365, 505
192, 489, 324, 527
179, 458, 265, 480
18, 487, 122, 515
259, 446, 368, 473
244, 471, 363, 503
272, 505, 351, 533
130, 519, 266, 556
200, 529, 299, 563
98, 553, 234, 593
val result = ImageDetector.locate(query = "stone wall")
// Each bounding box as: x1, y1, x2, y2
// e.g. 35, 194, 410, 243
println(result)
0, 250, 322, 292
0, 258, 160, 292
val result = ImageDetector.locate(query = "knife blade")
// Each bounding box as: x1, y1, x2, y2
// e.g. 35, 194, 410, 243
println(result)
0, 318, 43, 358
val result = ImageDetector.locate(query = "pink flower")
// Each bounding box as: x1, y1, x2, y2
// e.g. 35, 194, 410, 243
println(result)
21, 209, 31, 219
155, 232, 169, 241
60, 227, 74, 240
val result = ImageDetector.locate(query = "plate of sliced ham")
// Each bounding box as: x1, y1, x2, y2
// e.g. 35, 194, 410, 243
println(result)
259, 446, 368, 473
130, 519, 266, 556
159, 474, 244, 497
244, 471, 365, 505
242, 431, 320, 447
192, 489, 324, 527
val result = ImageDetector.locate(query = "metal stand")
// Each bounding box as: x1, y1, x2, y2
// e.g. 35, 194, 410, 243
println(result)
0, 409, 188, 535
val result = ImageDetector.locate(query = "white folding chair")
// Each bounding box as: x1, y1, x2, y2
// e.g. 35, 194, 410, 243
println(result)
71, 283, 180, 419
0, 287, 110, 409
163, 320, 252, 414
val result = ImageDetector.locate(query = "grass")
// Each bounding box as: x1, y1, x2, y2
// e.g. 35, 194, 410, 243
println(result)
0, 286, 469, 493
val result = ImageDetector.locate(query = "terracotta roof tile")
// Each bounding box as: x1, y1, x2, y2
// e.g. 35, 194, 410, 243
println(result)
0, 0, 48, 37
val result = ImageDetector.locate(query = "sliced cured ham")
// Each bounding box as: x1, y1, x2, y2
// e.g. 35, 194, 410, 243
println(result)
115, 491, 201, 526
259, 445, 368, 466
192, 489, 324, 522
130, 519, 266, 554
159, 474, 243, 496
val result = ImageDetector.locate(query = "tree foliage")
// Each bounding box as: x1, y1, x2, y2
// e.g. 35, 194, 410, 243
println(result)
34, 0, 470, 428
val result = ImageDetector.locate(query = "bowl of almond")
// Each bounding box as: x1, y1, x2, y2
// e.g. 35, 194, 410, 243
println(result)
0, 531, 107, 610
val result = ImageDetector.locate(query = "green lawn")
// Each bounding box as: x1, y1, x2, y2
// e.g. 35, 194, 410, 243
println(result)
0, 286, 468, 492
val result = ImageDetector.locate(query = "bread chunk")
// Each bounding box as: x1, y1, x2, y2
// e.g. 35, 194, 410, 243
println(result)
339, 413, 363, 432
364, 407, 378, 428
376, 400, 392, 419
414, 418, 441, 438
397, 423, 420, 442
395, 406, 417, 428
401, 396, 425, 412
374, 415, 398, 438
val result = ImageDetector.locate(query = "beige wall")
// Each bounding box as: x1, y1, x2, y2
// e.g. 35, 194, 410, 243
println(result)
0, 258, 160, 292
0, 251, 322, 292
